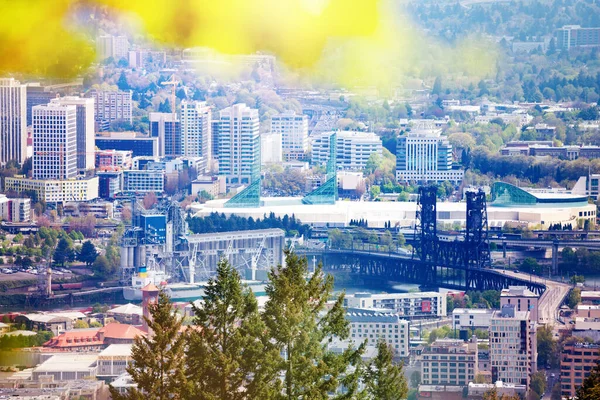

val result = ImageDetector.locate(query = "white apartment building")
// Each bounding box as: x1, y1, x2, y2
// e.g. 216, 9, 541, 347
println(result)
271, 112, 308, 161
97, 35, 129, 61
501, 286, 540, 323
214, 103, 260, 185
420, 339, 478, 387
180, 101, 211, 172
489, 305, 537, 387
344, 292, 446, 318
347, 308, 410, 357
0, 78, 27, 165
122, 170, 165, 193
452, 308, 494, 331
396, 129, 464, 184
32, 103, 77, 180
0, 195, 31, 222
51, 97, 95, 173
4, 176, 99, 202
87, 90, 132, 130
261, 132, 282, 164
311, 131, 382, 171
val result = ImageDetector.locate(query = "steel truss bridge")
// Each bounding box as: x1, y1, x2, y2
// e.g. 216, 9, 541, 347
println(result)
300, 187, 546, 295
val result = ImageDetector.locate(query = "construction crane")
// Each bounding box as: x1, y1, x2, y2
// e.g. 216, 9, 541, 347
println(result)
161, 75, 178, 158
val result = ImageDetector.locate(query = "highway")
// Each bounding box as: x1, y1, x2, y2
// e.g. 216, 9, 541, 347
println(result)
497, 269, 572, 325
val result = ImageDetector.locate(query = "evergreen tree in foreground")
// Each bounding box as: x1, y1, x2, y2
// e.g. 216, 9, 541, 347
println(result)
574, 362, 600, 400
364, 340, 408, 400
186, 258, 280, 399
110, 291, 187, 400
263, 250, 363, 399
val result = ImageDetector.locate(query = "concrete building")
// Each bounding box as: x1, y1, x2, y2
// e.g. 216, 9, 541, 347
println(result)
271, 112, 308, 161
149, 112, 181, 158
191, 175, 222, 198
576, 304, 600, 319
64, 201, 114, 219
214, 103, 260, 185
347, 308, 410, 357
489, 305, 537, 386
467, 381, 527, 399
0, 195, 31, 222
122, 170, 165, 193
180, 101, 212, 172
500, 286, 540, 323
96, 149, 132, 170
261, 132, 283, 164
128, 49, 166, 68
97, 344, 133, 378
556, 25, 600, 50
97, 34, 129, 60
452, 308, 494, 331
344, 292, 446, 319
32, 103, 77, 180
107, 304, 143, 325
25, 83, 55, 126
4, 176, 99, 203
312, 131, 382, 171
87, 90, 132, 131
560, 342, 600, 398
98, 170, 122, 199
420, 338, 478, 387
32, 354, 98, 381
0, 78, 27, 165
51, 97, 95, 173
95, 132, 159, 157
396, 129, 463, 184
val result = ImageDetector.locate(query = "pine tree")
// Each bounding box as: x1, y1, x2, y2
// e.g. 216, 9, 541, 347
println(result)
78, 240, 98, 266
110, 291, 187, 400
263, 250, 363, 399
574, 362, 600, 400
364, 340, 408, 400
186, 258, 279, 399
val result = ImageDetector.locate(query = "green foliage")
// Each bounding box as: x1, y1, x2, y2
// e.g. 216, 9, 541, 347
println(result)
537, 325, 560, 368
568, 287, 582, 309
263, 250, 363, 399
575, 361, 600, 399
520, 257, 543, 275
530, 371, 546, 398
92, 255, 115, 278
74, 320, 89, 329
186, 258, 279, 399
78, 241, 98, 266
364, 340, 408, 400
187, 212, 311, 238
111, 291, 187, 400
410, 371, 421, 388
0, 331, 53, 349
52, 237, 74, 267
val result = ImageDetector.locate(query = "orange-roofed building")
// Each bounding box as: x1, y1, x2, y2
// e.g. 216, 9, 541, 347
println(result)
98, 322, 146, 345
43, 329, 104, 352
44, 322, 146, 351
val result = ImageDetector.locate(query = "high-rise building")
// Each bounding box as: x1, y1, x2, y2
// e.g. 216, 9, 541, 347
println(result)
149, 112, 181, 158
396, 128, 464, 183
261, 132, 282, 164
560, 342, 600, 398
86, 90, 132, 131
556, 25, 600, 50
97, 35, 130, 61
271, 112, 308, 161
51, 97, 95, 173
180, 101, 211, 172
420, 339, 478, 387
25, 83, 55, 126
311, 131, 382, 171
214, 103, 260, 185
32, 103, 77, 180
0, 78, 27, 165
489, 305, 537, 387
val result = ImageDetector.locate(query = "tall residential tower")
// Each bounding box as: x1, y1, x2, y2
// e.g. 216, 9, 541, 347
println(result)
180, 101, 212, 172
0, 78, 27, 165
214, 103, 260, 185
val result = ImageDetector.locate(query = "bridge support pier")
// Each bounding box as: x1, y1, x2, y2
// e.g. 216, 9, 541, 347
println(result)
502, 242, 507, 258
552, 240, 559, 276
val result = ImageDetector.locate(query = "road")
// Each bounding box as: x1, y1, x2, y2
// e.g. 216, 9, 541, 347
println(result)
497, 269, 572, 325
